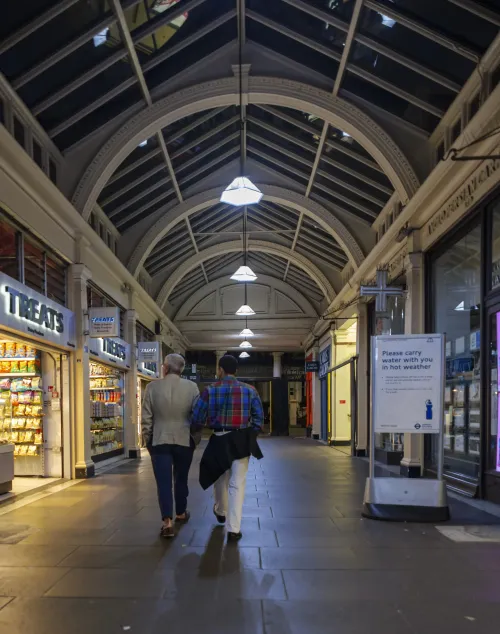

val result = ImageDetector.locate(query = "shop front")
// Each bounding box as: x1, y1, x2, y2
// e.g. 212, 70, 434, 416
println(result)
136, 341, 161, 447
425, 172, 500, 500
88, 336, 130, 463
0, 272, 75, 490
318, 343, 331, 442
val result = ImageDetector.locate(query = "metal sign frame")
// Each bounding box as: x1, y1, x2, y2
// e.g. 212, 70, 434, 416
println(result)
364, 333, 448, 522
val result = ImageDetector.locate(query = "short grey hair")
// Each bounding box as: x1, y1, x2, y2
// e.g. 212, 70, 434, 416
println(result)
164, 353, 185, 375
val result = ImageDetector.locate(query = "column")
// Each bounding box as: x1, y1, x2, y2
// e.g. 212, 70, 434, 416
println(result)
356, 301, 369, 455
69, 264, 94, 479
124, 302, 140, 460
272, 352, 283, 378
400, 250, 425, 477
311, 346, 321, 439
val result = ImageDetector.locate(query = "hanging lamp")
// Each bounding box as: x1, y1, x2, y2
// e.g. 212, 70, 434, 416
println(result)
239, 351, 250, 358
220, 10, 262, 207
235, 281, 255, 315
239, 340, 252, 349
231, 207, 257, 282
239, 315, 254, 337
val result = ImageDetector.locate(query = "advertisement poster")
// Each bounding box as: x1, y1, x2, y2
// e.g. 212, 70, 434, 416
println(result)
373, 334, 444, 434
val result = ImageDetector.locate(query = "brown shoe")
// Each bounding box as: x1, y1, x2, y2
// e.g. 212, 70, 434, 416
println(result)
175, 510, 191, 524
160, 524, 175, 538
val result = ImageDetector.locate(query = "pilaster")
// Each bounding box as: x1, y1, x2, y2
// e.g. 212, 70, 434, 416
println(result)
124, 301, 140, 460
356, 301, 369, 455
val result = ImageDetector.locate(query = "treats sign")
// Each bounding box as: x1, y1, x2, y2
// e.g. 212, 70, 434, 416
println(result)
0, 273, 76, 349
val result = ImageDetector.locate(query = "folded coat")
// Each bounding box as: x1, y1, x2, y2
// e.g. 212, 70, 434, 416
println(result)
199, 427, 263, 490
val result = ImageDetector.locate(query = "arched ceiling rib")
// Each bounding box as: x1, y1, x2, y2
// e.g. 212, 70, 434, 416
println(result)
156, 240, 336, 309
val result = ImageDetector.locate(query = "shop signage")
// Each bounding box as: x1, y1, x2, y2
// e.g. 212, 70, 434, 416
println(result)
89, 336, 131, 369
283, 366, 305, 379
319, 345, 331, 379
423, 154, 500, 248
305, 360, 319, 372
0, 272, 76, 349
137, 341, 161, 363
89, 307, 120, 338
373, 334, 444, 434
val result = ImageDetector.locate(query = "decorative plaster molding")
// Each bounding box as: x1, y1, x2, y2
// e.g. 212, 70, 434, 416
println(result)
127, 185, 364, 274
156, 240, 336, 308
72, 76, 419, 220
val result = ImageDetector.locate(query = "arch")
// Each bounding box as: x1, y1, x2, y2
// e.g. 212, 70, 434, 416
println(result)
175, 273, 318, 320
72, 76, 420, 220
127, 185, 364, 275
156, 240, 336, 309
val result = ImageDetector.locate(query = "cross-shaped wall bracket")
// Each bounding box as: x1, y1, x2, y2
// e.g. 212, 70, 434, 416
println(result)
359, 269, 406, 313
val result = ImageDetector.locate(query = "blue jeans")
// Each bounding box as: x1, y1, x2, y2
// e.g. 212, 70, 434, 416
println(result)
148, 444, 194, 520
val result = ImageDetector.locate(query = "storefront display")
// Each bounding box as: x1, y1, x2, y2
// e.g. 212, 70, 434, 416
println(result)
90, 361, 124, 460
428, 222, 481, 489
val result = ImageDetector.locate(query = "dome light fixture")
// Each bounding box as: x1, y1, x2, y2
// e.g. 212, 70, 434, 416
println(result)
235, 304, 255, 316
231, 265, 257, 282
239, 351, 250, 358
239, 340, 252, 349
221, 178, 262, 207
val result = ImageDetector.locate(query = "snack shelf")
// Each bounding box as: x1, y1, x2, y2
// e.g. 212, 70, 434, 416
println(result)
0, 373, 39, 377
0, 357, 37, 362
89, 387, 120, 391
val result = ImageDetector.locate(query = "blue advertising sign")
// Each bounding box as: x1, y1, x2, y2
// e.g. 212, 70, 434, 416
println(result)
319, 345, 331, 379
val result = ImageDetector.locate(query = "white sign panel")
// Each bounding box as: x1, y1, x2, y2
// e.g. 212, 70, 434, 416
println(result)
89, 307, 120, 338
0, 272, 76, 349
373, 334, 444, 434
137, 341, 160, 363
89, 337, 131, 370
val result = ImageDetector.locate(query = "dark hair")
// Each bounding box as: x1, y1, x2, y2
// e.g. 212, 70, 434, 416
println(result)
219, 354, 238, 375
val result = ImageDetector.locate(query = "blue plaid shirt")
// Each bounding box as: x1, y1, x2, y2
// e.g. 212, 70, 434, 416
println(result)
191, 376, 264, 431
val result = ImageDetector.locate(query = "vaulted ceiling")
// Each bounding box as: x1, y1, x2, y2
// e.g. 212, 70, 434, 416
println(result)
1, 0, 499, 349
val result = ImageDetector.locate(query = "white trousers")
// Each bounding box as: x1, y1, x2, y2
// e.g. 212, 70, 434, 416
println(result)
214, 456, 249, 534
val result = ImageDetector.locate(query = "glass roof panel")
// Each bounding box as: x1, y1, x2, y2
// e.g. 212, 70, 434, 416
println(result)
357, 6, 476, 84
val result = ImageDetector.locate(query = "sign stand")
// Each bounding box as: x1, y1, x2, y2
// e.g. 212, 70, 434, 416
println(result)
362, 334, 449, 522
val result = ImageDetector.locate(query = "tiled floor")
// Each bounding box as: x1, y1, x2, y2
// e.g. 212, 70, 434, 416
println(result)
1, 438, 500, 633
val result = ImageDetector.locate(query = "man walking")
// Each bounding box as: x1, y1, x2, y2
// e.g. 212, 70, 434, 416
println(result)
192, 354, 264, 542
142, 353, 200, 538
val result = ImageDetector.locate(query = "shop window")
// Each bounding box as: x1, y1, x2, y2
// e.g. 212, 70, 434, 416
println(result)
430, 224, 481, 483
13, 117, 25, 149
90, 212, 98, 231
32, 139, 43, 169
49, 158, 57, 185
106, 231, 112, 248
46, 254, 67, 305
0, 220, 20, 280
491, 62, 500, 92
23, 239, 45, 295
491, 202, 500, 290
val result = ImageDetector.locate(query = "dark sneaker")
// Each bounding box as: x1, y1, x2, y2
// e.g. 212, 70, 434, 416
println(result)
175, 510, 191, 524
160, 524, 175, 538
227, 531, 243, 542
213, 504, 226, 524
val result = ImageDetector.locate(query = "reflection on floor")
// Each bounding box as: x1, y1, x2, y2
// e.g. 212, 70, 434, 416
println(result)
0, 438, 500, 633
0, 476, 62, 504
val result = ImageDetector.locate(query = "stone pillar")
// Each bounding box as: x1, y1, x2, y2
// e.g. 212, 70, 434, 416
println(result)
272, 352, 283, 378
69, 264, 94, 479
356, 301, 369, 455
311, 346, 321, 439
124, 304, 140, 459
400, 250, 425, 477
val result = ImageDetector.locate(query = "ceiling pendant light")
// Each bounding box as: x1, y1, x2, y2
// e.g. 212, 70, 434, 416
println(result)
239, 340, 252, 349
231, 265, 257, 282
239, 351, 250, 358
220, 10, 262, 207
239, 327, 254, 337
235, 304, 255, 316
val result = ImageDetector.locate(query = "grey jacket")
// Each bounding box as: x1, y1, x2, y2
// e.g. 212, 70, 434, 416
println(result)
141, 374, 200, 448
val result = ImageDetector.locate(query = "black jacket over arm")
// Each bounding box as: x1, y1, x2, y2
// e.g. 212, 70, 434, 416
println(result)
199, 427, 263, 490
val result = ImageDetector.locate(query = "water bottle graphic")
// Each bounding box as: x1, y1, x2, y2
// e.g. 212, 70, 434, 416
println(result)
425, 400, 433, 420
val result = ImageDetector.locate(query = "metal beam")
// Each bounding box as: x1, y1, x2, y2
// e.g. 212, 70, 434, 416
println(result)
447, 0, 500, 25
185, 218, 209, 284
13, 0, 143, 89
248, 130, 384, 211
364, 0, 480, 61
171, 115, 240, 159
110, 177, 170, 219
255, 105, 385, 173
0, 0, 80, 56
109, 0, 182, 203
101, 163, 166, 207
284, 212, 304, 282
